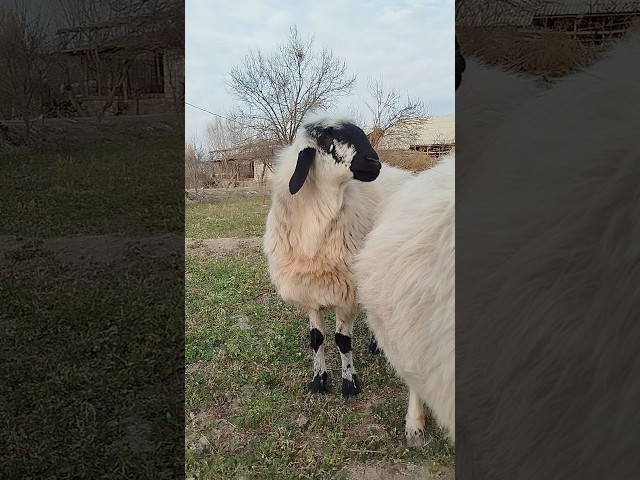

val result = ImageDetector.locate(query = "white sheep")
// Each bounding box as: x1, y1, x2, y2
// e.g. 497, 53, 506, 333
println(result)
350, 49, 543, 448
456, 56, 545, 190
455, 36, 640, 477
263, 116, 414, 398
354, 153, 455, 446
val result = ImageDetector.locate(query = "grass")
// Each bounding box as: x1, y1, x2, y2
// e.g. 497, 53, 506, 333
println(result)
0, 136, 184, 478
1, 254, 183, 478
0, 136, 183, 237
185, 195, 271, 238
184, 196, 454, 479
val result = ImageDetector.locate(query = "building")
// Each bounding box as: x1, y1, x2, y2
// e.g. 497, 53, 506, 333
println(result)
459, 0, 640, 43
376, 115, 455, 158
53, 8, 184, 117
208, 139, 279, 187
409, 115, 455, 157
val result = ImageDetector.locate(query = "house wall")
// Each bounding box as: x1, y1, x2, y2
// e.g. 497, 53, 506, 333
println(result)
56, 47, 184, 117
164, 48, 185, 107
76, 96, 179, 116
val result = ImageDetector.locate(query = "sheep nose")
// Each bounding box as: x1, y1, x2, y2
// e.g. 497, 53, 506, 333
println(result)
368, 159, 381, 173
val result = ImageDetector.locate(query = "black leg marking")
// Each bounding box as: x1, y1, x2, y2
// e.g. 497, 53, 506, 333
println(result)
310, 328, 324, 352
342, 373, 361, 398
369, 335, 380, 355
335, 332, 352, 354
308, 371, 328, 394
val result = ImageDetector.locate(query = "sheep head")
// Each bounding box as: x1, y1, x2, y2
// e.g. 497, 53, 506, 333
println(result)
289, 118, 381, 195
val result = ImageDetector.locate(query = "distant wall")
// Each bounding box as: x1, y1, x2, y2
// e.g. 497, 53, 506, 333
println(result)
77, 96, 179, 116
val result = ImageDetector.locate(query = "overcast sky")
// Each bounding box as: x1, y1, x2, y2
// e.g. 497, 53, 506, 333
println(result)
185, 0, 455, 142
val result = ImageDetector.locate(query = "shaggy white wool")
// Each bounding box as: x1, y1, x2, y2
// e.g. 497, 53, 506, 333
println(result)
355, 154, 455, 445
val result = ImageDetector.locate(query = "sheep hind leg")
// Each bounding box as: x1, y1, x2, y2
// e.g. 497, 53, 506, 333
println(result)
307, 308, 328, 394
335, 308, 360, 399
368, 334, 380, 355
405, 388, 426, 447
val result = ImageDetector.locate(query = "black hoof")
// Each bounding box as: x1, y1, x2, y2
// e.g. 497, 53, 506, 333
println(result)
342, 374, 361, 399
369, 335, 380, 355
308, 372, 328, 394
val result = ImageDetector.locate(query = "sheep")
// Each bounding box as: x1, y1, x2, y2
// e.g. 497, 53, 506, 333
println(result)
263, 116, 414, 398
455, 36, 640, 477
353, 153, 455, 447
349, 44, 543, 448
456, 55, 546, 191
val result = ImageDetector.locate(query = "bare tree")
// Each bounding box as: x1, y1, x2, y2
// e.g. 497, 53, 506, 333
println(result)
0, 1, 52, 138
227, 25, 356, 145
204, 114, 279, 187
185, 136, 210, 192
205, 114, 254, 153
363, 77, 429, 149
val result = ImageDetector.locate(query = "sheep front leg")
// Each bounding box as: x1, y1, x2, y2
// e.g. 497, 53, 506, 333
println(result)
308, 308, 328, 394
335, 308, 361, 399
405, 388, 425, 447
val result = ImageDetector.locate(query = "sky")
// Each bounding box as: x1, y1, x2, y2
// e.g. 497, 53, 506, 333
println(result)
185, 0, 455, 143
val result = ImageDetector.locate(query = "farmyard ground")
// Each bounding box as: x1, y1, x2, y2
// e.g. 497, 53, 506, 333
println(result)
185, 195, 454, 479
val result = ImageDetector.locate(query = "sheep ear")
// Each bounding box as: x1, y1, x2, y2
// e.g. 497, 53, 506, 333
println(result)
289, 147, 315, 194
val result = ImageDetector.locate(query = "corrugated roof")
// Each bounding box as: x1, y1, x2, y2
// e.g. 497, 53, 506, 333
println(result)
458, 0, 640, 26
542, 0, 640, 16
457, 1, 538, 26
414, 115, 455, 146
377, 115, 455, 149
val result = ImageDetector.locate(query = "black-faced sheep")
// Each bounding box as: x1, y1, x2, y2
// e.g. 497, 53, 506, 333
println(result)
263, 116, 414, 398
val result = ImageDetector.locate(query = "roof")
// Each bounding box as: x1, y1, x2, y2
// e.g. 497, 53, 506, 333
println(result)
413, 115, 455, 147
543, 0, 640, 16
458, 0, 640, 26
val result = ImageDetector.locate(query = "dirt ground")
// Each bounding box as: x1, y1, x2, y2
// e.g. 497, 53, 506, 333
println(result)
185, 186, 270, 203
1, 234, 182, 267
1, 113, 183, 152
185, 238, 456, 480
347, 462, 454, 480
185, 237, 263, 257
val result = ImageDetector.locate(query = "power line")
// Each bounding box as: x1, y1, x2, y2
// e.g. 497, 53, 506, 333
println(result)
185, 101, 271, 145
185, 101, 228, 119
185, 101, 258, 131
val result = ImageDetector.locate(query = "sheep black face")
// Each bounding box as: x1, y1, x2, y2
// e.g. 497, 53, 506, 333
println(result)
289, 120, 381, 194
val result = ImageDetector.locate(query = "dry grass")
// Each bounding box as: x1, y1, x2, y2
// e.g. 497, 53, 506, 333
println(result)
457, 26, 604, 78
379, 149, 440, 172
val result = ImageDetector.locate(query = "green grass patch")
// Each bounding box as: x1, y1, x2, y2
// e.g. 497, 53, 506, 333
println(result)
185, 251, 454, 479
0, 250, 183, 478
185, 195, 270, 238
0, 136, 183, 237
0, 136, 184, 477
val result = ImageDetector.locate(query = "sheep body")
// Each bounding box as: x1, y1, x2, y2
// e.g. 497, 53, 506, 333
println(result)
456, 57, 545, 191
347, 52, 537, 447
265, 143, 413, 312
354, 154, 455, 445
456, 36, 640, 478
263, 117, 414, 397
